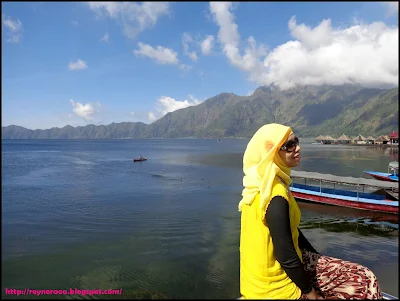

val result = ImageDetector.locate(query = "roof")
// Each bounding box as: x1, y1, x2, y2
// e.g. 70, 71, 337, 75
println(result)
354, 134, 366, 141
366, 136, 376, 140
291, 170, 398, 189
375, 136, 389, 142
388, 131, 398, 138
314, 135, 336, 140
337, 134, 351, 140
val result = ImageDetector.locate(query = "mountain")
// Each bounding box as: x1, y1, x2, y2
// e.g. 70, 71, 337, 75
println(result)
2, 85, 398, 139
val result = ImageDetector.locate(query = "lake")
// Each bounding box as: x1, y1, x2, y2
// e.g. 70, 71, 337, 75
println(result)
1, 139, 398, 299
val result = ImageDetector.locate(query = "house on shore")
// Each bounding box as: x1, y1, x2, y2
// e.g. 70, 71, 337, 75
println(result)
375, 135, 390, 144
366, 136, 376, 144
336, 134, 352, 144
352, 134, 367, 144
314, 135, 325, 144
313, 135, 336, 144
314, 132, 398, 145
388, 131, 399, 145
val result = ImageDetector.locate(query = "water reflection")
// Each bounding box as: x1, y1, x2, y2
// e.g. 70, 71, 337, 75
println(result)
299, 201, 398, 235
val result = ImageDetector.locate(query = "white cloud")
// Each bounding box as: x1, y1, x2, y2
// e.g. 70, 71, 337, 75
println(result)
71, 20, 80, 26
188, 52, 198, 61
188, 94, 202, 104
2, 14, 23, 43
133, 42, 179, 64
201, 35, 215, 55
182, 33, 198, 61
100, 32, 109, 43
179, 64, 192, 71
382, 2, 399, 15
209, 2, 399, 90
87, 2, 169, 39
68, 59, 88, 70
155, 95, 202, 116
148, 111, 157, 122
69, 99, 101, 121
182, 32, 216, 59
145, 95, 203, 122
209, 3, 267, 81
130, 112, 135, 117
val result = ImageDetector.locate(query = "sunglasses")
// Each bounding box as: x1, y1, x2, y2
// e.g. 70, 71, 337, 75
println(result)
280, 137, 299, 152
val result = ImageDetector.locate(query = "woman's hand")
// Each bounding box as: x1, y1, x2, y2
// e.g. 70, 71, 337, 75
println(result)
305, 287, 324, 299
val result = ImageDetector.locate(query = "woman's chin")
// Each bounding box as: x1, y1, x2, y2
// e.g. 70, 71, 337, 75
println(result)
290, 160, 300, 168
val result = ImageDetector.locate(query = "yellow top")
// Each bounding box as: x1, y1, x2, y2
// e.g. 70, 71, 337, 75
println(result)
240, 177, 302, 299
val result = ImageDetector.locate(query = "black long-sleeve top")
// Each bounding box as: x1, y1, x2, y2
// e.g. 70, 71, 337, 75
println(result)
265, 196, 318, 294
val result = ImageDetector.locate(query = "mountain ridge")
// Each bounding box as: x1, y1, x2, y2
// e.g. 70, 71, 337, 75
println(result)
2, 84, 398, 139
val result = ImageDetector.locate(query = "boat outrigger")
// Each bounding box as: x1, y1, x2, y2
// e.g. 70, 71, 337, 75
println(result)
290, 170, 398, 214
133, 155, 147, 162
382, 292, 398, 300
363, 161, 399, 182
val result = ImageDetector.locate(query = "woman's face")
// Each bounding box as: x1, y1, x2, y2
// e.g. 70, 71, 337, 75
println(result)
278, 133, 301, 168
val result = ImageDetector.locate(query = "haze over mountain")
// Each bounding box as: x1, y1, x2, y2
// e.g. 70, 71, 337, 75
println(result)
2, 84, 398, 139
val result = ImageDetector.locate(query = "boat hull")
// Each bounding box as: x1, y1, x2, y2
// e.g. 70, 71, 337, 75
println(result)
363, 171, 398, 182
133, 159, 147, 162
291, 184, 398, 214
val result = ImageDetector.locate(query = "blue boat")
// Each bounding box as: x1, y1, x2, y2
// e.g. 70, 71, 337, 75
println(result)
290, 170, 398, 214
363, 161, 398, 182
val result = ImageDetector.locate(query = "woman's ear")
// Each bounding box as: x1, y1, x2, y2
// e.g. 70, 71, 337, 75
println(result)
264, 140, 274, 151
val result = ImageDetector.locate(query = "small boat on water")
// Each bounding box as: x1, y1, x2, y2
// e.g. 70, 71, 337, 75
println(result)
290, 170, 398, 215
363, 161, 399, 182
133, 155, 147, 162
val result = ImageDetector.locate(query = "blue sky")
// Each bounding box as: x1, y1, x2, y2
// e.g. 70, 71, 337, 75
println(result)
2, 2, 398, 130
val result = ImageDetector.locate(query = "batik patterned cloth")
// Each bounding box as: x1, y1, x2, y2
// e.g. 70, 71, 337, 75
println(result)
300, 249, 383, 300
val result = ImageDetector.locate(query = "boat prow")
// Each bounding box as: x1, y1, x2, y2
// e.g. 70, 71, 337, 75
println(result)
363, 171, 398, 182
363, 161, 399, 182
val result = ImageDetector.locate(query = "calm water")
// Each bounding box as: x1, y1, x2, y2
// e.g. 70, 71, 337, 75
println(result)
2, 139, 399, 299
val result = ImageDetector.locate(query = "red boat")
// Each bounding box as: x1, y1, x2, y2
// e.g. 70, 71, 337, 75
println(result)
290, 170, 398, 215
363, 171, 398, 182
363, 161, 398, 182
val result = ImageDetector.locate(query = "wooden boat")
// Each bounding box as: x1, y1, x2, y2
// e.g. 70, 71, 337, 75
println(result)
290, 170, 398, 214
363, 161, 399, 182
133, 156, 147, 162
363, 171, 398, 182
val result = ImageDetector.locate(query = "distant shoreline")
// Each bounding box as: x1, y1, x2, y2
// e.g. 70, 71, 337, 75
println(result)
311, 143, 399, 147
1, 138, 399, 147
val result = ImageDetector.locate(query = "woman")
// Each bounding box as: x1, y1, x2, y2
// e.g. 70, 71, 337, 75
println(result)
239, 123, 382, 300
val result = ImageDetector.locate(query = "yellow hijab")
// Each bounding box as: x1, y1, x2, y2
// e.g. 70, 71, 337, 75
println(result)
238, 123, 293, 215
